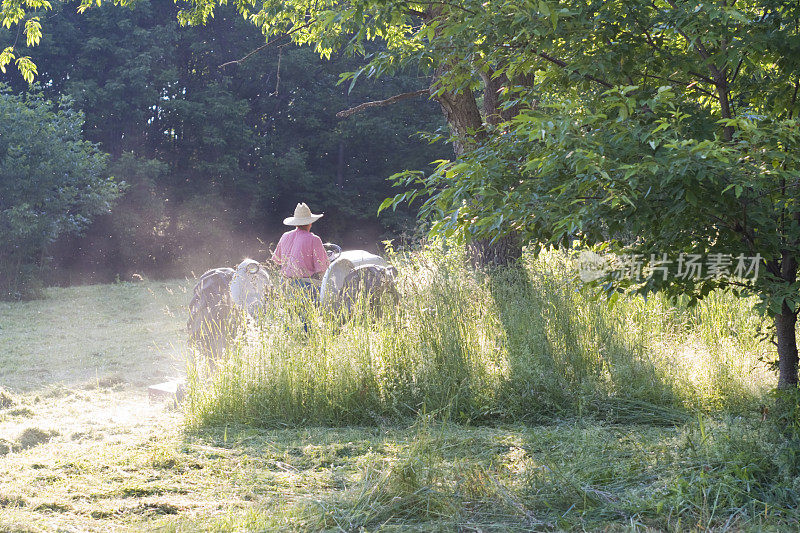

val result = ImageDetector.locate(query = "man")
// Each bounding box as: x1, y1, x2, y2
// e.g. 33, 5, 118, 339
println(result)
271, 202, 330, 304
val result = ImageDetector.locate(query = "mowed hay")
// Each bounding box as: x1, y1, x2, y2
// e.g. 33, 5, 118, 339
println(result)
0, 439, 14, 456
0, 387, 16, 409
16, 427, 58, 450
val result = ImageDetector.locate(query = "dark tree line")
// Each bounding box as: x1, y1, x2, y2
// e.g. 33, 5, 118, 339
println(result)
1, 0, 445, 286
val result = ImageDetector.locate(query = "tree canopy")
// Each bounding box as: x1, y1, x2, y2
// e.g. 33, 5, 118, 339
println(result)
383, 0, 798, 390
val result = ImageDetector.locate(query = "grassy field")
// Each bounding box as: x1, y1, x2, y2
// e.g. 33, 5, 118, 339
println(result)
0, 280, 189, 392
1, 251, 798, 531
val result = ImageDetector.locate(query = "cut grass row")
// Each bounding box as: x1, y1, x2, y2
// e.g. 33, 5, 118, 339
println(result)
5, 418, 797, 532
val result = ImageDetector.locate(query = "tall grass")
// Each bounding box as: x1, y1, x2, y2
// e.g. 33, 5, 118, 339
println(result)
185, 244, 774, 428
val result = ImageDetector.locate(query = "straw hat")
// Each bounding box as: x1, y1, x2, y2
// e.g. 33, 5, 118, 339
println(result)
283, 202, 323, 226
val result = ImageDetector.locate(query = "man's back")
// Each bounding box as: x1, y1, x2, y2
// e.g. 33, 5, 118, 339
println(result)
273, 228, 329, 278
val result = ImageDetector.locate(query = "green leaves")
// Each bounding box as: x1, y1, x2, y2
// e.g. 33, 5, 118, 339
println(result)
1, 2, 26, 28
14, 56, 36, 83
0, 85, 121, 297
0, 41, 38, 87
23, 16, 41, 46
396, 63, 800, 326
0, 47, 13, 74
1, 0, 55, 82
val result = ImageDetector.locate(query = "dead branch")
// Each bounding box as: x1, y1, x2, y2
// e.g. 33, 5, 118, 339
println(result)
336, 89, 430, 118
218, 20, 314, 69
270, 45, 285, 96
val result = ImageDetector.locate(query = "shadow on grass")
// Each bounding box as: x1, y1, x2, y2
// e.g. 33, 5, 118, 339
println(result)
176, 419, 799, 532
485, 263, 689, 426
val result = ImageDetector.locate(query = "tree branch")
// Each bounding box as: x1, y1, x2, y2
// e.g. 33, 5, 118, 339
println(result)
218, 20, 314, 69
661, 0, 715, 65
661, 0, 737, 139
636, 24, 717, 91
730, 54, 746, 84
640, 73, 716, 98
789, 78, 800, 120
536, 52, 614, 88
403, 8, 426, 17
219, 39, 285, 69
336, 89, 430, 118
687, 70, 716, 86
407, 1, 477, 15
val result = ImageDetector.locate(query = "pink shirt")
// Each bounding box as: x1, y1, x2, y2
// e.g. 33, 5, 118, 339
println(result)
272, 228, 330, 279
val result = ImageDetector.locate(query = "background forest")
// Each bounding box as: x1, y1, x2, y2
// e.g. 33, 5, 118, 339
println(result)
1, 0, 445, 294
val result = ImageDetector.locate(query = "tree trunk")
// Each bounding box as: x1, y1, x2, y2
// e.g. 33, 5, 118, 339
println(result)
426, 6, 484, 155
337, 140, 345, 188
776, 305, 799, 389
428, 32, 531, 267
776, 251, 799, 389
479, 70, 507, 126
479, 69, 536, 125
468, 234, 523, 268
431, 73, 484, 156
432, 66, 528, 267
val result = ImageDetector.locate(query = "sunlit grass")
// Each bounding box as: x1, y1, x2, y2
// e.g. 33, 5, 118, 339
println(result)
0, 279, 190, 392
186, 245, 776, 428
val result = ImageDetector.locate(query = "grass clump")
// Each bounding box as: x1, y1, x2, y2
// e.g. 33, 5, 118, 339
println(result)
186, 244, 773, 428
6, 407, 35, 417
657, 417, 800, 529
0, 438, 14, 455
16, 427, 58, 450
0, 387, 16, 409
